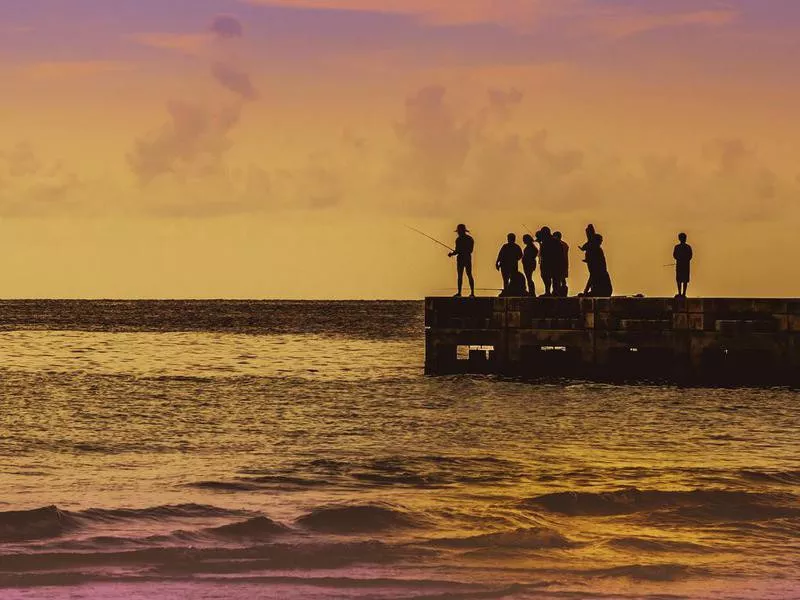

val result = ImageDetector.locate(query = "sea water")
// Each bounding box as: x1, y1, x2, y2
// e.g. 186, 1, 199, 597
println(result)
0, 301, 798, 599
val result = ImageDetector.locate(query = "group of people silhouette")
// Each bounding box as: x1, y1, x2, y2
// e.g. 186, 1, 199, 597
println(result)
449, 224, 693, 299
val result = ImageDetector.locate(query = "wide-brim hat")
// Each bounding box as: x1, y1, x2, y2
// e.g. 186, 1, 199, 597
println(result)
455, 224, 469, 232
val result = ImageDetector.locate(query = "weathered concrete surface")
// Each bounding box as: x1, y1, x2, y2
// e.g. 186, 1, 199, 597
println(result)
425, 297, 800, 384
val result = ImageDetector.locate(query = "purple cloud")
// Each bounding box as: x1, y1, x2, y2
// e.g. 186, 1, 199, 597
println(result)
210, 14, 244, 39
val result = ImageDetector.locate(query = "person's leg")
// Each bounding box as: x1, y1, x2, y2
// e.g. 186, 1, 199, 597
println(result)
456, 263, 464, 296
676, 278, 682, 297
502, 268, 513, 291
466, 262, 475, 296
525, 267, 535, 297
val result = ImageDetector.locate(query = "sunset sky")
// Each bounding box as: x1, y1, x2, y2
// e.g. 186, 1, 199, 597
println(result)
1, 0, 799, 298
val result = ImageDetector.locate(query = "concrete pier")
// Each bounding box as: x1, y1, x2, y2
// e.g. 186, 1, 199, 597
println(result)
425, 297, 800, 384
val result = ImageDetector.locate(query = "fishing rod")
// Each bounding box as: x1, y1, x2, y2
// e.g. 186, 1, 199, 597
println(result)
405, 225, 455, 253
434, 288, 502, 292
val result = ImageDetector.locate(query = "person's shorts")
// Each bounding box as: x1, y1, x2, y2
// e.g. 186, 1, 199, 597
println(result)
676, 264, 690, 283
457, 256, 472, 270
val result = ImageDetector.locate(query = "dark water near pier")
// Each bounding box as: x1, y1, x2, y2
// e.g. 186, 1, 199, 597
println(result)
0, 301, 798, 599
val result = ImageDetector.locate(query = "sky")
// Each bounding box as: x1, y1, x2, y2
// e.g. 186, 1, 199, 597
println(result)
1, 0, 799, 298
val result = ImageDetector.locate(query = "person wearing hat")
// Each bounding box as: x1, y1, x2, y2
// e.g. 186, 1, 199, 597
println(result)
448, 224, 475, 297
673, 232, 693, 297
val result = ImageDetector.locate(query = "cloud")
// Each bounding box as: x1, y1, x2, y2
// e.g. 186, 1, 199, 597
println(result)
129, 14, 258, 188
242, 0, 738, 37
242, 0, 550, 29
130, 14, 247, 56
0, 143, 82, 216
589, 8, 737, 39
211, 62, 259, 100
485, 88, 524, 121
379, 85, 798, 223
23, 61, 135, 80
128, 32, 210, 55
393, 86, 472, 195
1, 142, 41, 177
210, 14, 245, 38
704, 138, 755, 176
128, 101, 241, 184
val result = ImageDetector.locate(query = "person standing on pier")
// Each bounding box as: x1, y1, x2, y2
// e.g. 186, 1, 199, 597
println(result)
537, 227, 560, 296
448, 224, 476, 297
496, 233, 523, 293
580, 224, 599, 295
673, 232, 693, 297
553, 231, 569, 297
522, 234, 539, 297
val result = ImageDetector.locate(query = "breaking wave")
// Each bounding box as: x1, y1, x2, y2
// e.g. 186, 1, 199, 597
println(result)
0, 506, 77, 542
0, 504, 251, 543
427, 527, 575, 550
203, 517, 289, 540
523, 488, 799, 520
296, 503, 424, 533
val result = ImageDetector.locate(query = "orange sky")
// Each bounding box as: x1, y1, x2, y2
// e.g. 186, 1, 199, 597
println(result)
1, 0, 799, 298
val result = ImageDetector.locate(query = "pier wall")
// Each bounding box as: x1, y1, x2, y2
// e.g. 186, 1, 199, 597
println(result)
425, 297, 800, 384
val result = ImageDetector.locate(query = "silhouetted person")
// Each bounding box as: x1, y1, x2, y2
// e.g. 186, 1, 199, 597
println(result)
499, 270, 527, 297
449, 224, 475, 297
553, 231, 569, 297
673, 232, 693, 297
579, 224, 596, 256
522, 234, 539, 297
583, 234, 613, 297
537, 227, 561, 296
580, 224, 599, 293
496, 233, 523, 292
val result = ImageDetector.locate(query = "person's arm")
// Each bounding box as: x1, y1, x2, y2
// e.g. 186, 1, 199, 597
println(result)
673, 246, 679, 261
688, 246, 693, 261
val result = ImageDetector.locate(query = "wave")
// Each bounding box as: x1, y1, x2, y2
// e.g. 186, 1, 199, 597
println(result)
738, 469, 800, 486
523, 488, 799, 520
293, 455, 523, 488
296, 503, 423, 533
0, 506, 77, 542
241, 475, 329, 488
605, 536, 711, 553
74, 504, 250, 522
0, 540, 432, 576
428, 527, 574, 550
584, 563, 700, 582
203, 517, 289, 540
186, 481, 262, 492
0, 504, 252, 543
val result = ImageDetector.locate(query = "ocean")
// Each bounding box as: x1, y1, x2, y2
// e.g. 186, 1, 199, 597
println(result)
0, 300, 797, 599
